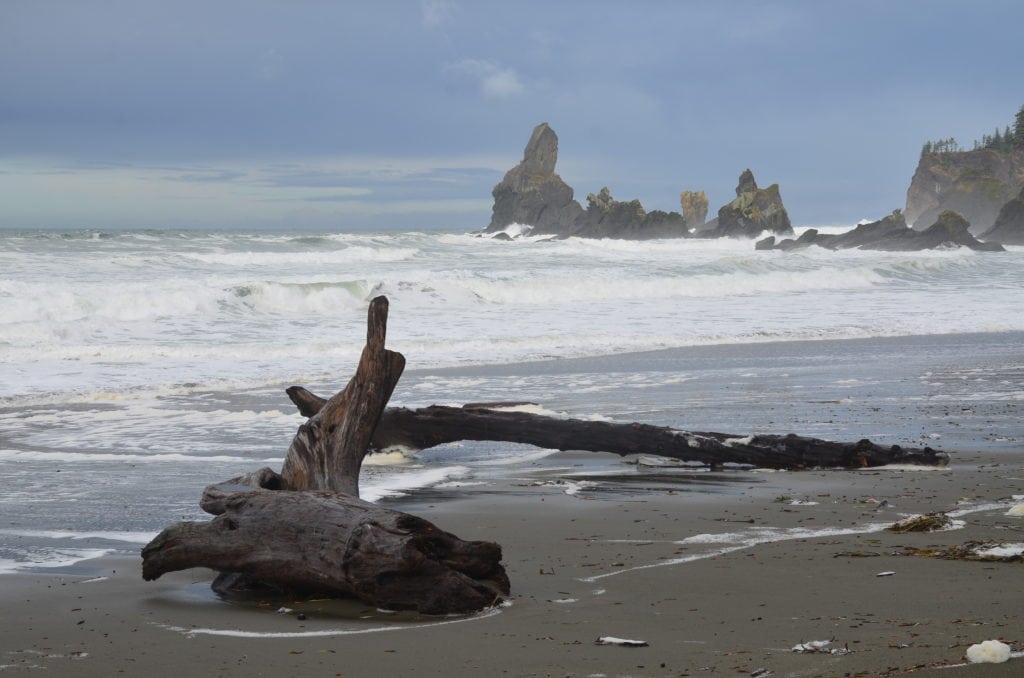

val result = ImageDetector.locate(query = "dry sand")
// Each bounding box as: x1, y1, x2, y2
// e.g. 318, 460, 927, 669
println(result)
2, 455, 1022, 677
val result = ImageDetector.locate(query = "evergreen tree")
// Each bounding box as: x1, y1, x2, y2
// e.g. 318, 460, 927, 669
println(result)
1015, 104, 1024, 148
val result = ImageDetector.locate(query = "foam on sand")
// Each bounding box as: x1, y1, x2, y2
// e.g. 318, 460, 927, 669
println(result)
157, 606, 503, 638
359, 465, 471, 503
0, 548, 114, 574
581, 500, 1014, 583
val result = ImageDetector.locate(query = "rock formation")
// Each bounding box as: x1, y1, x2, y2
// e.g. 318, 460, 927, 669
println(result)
703, 169, 793, 239
487, 123, 583, 235
756, 209, 1003, 252
573, 187, 688, 239
905, 148, 1024, 233
485, 124, 690, 240
979, 185, 1024, 245
679, 190, 709, 230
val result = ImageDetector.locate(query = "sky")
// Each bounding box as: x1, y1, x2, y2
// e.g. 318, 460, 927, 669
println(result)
2, 0, 1022, 231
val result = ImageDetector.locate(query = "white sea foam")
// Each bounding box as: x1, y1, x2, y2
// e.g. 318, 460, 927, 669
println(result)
857, 464, 952, 472
360, 466, 471, 503
581, 500, 1018, 583
176, 246, 418, 267
0, 529, 157, 543
0, 548, 114, 574
3, 226, 1024, 570
973, 543, 1024, 558
0, 450, 282, 464
158, 606, 503, 638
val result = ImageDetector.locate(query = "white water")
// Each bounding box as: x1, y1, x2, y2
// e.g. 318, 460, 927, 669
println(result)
1, 225, 1022, 572
2, 227, 1021, 404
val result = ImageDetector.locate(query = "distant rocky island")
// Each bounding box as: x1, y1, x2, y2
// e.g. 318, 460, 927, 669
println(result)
755, 209, 1003, 252
484, 122, 792, 240
484, 107, 1024, 250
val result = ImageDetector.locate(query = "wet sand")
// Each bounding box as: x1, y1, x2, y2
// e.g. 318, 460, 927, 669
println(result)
2, 333, 1023, 676
2, 460, 1021, 677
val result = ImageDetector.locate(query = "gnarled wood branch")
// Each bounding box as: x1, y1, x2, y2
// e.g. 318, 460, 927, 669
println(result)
280, 296, 406, 495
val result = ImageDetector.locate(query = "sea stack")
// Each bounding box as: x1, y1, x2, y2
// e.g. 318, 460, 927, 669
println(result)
486, 122, 583, 235
485, 123, 689, 239
679, 190, 709, 230
705, 169, 793, 238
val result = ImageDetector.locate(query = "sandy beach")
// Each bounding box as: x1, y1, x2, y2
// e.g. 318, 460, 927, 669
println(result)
2, 333, 1022, 677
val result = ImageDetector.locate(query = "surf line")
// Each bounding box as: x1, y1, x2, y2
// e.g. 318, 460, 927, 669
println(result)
580, 501, 1011, 584
156, 605, 505, 639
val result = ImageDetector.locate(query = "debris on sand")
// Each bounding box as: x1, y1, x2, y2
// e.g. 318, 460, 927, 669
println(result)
901, 541, 1024, 562
791, 639, 851, 655
596, 636, 649, 647
966, 639, 1012, 664
887, 512, 952, 533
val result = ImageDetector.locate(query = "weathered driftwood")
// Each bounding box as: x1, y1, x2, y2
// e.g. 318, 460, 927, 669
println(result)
143, 485, 508, 614
280, 296, 406, 496
143, 294, 947, 614
285, 391, 947, 470
142, 297, 510, 614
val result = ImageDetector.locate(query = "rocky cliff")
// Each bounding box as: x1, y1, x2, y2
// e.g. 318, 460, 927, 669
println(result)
905, 148, 1024, 234
980, 185, 1024, 245
703, 169, 793, 238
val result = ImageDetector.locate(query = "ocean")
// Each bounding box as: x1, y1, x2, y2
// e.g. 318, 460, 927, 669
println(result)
1, 225, 1022, 573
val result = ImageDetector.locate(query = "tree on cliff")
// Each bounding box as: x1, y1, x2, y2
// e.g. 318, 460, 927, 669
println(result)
1014, 104, 1024, 148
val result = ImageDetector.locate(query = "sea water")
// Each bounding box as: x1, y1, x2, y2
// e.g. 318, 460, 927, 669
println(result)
1, 225, 1022, 571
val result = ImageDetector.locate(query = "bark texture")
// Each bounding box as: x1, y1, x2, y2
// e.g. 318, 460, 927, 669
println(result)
280, 296, 406, 496
143, 487, 509, 614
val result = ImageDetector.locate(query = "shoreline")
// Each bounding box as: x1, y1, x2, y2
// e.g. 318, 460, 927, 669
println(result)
2, 460, 1022, 676
2, 330, 1022, 676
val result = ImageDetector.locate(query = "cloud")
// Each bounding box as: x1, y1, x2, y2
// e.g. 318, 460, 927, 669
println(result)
421, 0, 455, 29
447, 58, 525, 99
163, 169, 248, 183
0, 155, 502, 229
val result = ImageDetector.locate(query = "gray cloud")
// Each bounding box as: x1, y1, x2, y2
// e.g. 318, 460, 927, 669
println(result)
2, 0, 1022, 228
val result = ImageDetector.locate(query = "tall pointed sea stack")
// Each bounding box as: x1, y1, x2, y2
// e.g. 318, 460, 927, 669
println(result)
486, 123, 583, 235
679, 189, 709, 230
486, 123, 689, 239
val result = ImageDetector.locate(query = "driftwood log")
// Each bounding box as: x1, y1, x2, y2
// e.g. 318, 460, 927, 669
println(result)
142, 297, 510, 614
287, 392, 948, 470
143, 294, 947, 614
142, 485, 508, 614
